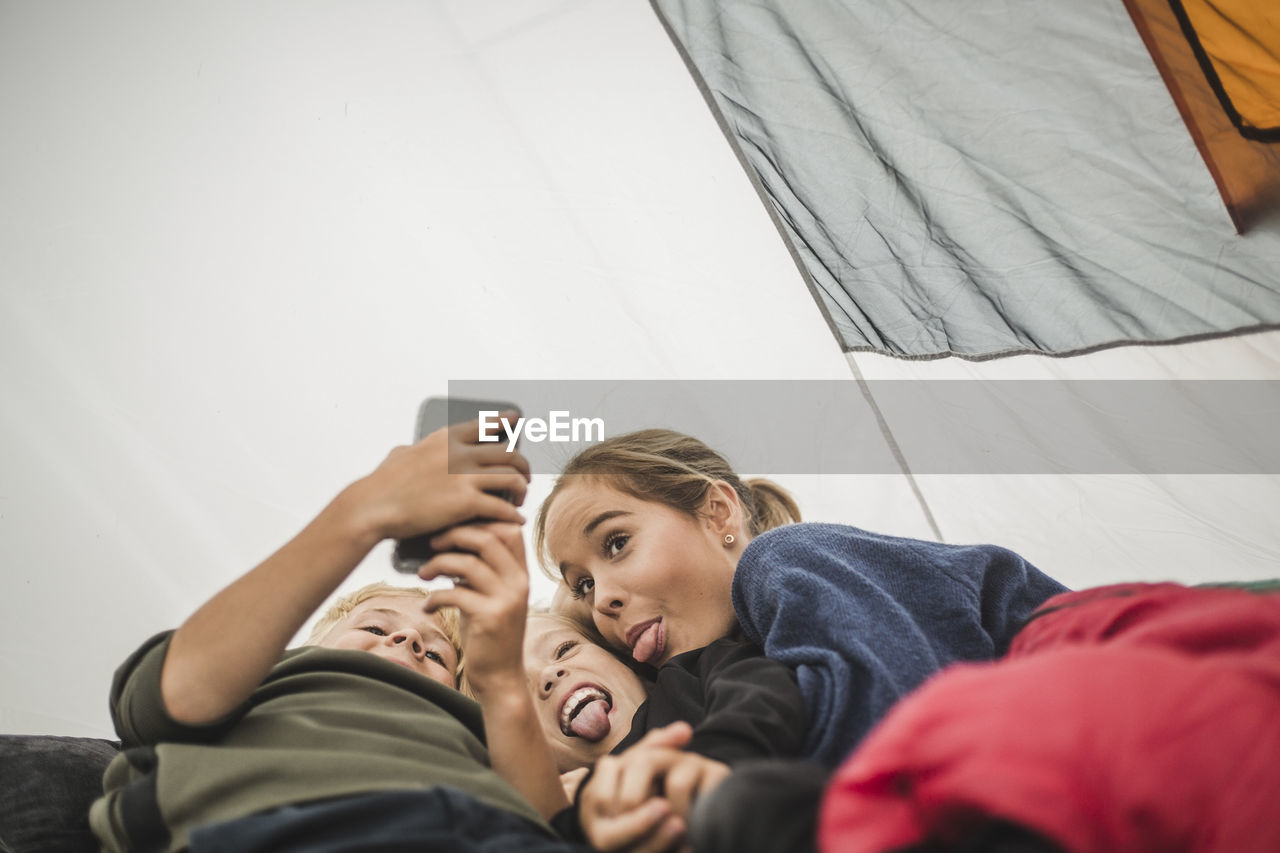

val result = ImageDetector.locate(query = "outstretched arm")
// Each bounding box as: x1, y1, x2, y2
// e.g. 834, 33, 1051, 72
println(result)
421, 522, 569, 820
160, 419, 529, 726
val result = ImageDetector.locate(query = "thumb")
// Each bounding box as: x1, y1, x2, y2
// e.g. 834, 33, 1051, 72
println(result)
636, 721, 694, 750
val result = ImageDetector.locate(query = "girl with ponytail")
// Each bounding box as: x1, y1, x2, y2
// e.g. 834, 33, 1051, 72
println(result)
532, 428, 1065, 852
535, 428, 1065, 768
535, 429, 803, 670
528, 430, 824, 851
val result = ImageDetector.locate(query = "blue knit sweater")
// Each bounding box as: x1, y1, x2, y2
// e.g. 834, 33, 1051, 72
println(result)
732, 523, 1068, 768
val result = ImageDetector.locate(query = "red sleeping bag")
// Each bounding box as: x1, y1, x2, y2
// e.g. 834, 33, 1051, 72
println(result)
818, 582, 1280, 852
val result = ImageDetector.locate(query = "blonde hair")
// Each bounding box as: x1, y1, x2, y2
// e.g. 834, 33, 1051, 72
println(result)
534, 429, 801, 579
529, 607, 609, 648
527, 608, 651, 684
306, 581, 466, 687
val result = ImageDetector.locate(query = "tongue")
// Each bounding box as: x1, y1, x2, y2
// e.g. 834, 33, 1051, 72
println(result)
632, 621, 663, 665
569, 699, 611, 741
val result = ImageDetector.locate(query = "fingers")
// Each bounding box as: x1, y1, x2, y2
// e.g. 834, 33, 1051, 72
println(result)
662, 756, 730, 818
635, 721, 694, 751
582, 753, 625, 816
617, 748, 685, 812
592, 745, 685, 815
419, 551, 495, 594
583, 749, 704, 852
465, 479, 529, 517
428, 520, 525, 556
622, 728, 727, 818
432, 467, 527, 518
662, 760, 702, 818
583, 760, 684, 852
587, 725, 693, 815
469, 426, 532, 481
459, 440, 533, 479
560, 767, 591, 801
631, 814, 687, 853
420, 523, 526, 587
452, 408, 521, 446
414, 415, 526, 477
586, 725, 718, 829
414, 548, 524, 601
421, 583, 499, 619
450, 411, 533, 478
590, 801, 686, 853
418, 524, 529, 642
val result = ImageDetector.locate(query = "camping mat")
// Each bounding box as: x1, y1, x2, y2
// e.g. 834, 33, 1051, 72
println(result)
651, 0, 1280, 360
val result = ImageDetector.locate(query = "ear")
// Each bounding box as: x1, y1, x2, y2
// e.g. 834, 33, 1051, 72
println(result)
701, 481, 743, 539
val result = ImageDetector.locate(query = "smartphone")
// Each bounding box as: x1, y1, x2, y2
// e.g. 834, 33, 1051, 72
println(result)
391, 396, 521, 574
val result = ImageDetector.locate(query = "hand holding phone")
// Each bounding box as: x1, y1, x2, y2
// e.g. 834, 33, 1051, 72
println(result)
391, 397, 523, 574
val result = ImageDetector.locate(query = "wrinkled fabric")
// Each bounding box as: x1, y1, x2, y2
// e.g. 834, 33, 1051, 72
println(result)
819, 583, 1280, 852
653, 0, 1280, 357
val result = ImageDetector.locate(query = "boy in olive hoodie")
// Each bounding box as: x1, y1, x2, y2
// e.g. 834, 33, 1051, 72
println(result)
90, 419, 583, 852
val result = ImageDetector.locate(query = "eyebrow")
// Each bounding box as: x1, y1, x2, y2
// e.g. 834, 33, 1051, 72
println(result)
583, 509, 629, 538
533, 630, 575, 658
361, 607, 453, 646
557, 509, 632, 575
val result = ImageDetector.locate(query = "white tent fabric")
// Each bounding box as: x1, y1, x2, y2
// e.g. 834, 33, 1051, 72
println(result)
2, 1, 1277, 740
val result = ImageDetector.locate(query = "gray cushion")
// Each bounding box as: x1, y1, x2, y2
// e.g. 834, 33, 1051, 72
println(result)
0, 735, 118, 853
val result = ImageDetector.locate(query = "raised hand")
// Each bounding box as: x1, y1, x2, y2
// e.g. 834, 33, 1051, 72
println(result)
352, 415, 531, 543
579, 722, 729, 853
418, 522, 530, 693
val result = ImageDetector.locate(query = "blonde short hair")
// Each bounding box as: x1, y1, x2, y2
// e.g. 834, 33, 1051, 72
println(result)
306, 581, 466, 687
529, 607, 608, 647
528, 608, 653, 686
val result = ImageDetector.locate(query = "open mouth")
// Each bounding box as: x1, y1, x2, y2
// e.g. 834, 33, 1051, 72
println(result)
558, 685, 614, 741
626, 617, 666, 666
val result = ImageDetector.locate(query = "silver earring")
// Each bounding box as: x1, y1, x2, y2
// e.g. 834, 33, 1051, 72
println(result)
724, 534, 735, 545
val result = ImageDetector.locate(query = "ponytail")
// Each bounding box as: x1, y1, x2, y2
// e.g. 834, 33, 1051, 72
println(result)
745, 477, 802, 533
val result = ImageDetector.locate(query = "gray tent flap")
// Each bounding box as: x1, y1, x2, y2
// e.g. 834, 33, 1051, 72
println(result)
652, 0, 1280, 360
